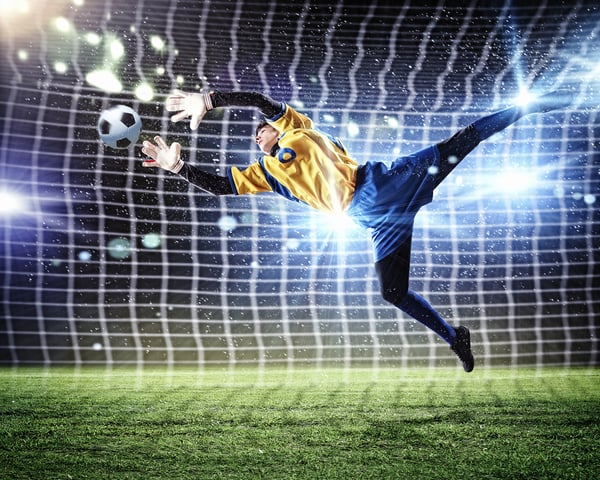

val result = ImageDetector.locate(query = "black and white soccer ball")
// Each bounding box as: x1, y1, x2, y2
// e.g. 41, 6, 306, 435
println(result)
97, 105, 142, 149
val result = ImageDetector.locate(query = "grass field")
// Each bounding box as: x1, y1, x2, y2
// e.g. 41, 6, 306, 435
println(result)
1, 366, 598, 479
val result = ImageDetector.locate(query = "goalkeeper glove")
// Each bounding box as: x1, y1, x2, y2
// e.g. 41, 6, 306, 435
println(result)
166, 89, 214, 130
142, 136, 184, 173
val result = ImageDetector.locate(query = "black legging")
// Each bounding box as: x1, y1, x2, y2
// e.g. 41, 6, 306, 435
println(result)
375, 121, 485, 304
374, 104, 528, 344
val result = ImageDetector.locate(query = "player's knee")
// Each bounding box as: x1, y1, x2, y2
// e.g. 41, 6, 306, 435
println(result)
380, 283, 409, 306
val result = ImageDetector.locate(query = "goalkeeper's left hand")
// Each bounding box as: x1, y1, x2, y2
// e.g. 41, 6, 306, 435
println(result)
141, 136, 184, 173
165, 89, 213, 130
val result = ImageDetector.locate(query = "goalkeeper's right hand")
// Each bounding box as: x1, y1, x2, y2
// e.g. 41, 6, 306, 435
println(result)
165, 89, 213, 130
142, 136, 184, 173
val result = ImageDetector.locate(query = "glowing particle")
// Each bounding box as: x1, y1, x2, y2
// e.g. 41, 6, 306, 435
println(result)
453, 174, 464, 187
218, 215, 238, 232
53, 17, 71, 33
386, 116, 399, 128
92, 342, 103, 351
347, 121, 360, 138
107, 237, 131, 260
85, 69, 122, 93
78, 250, 92, 262
142, 233, 162, 249
135, 82, 154, 102
583, 194, 596, 205
84, 32, 101, 45
286, 238, 300, 250
109, 38, 125, 60
150, 35, 165, 51
54, 61, 68, 74
17, 50, 28, 61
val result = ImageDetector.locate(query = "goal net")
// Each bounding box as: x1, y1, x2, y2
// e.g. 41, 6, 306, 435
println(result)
1, 0, 598, 369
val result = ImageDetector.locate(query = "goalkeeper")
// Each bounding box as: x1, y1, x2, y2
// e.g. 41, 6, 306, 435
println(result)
142, 88, 572, 372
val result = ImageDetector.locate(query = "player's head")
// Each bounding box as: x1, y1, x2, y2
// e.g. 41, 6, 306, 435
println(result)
255, 120, 279, 154
255, 120, 269, 137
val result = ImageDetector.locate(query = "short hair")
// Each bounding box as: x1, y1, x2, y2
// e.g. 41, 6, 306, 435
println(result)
255, 119, 270, 136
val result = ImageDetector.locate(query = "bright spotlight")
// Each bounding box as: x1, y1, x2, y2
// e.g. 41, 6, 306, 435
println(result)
0, 190, 27, 215
494, 167, 538, 195
0, 0, 31, 16
314, 211, 361, 239
513, 90, 536, 107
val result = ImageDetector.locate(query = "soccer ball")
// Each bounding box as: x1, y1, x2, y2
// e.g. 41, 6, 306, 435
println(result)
97, 105, 142, 149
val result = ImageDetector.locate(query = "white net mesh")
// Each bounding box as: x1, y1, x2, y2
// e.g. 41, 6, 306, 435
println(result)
1, 0, 598, 368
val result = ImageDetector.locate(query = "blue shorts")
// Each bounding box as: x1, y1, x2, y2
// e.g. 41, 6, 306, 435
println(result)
347, 145, 440, 261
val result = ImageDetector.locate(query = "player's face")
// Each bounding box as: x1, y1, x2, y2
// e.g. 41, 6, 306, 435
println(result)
255, 125, 279, 154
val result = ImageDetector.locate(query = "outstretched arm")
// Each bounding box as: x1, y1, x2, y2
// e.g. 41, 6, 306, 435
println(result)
178, 163, 233, 195
141, 89, 281, 194
141, 136, 233, 195
166, 90, 281, 129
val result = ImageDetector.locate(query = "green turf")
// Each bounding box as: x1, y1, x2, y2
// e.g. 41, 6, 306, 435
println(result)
1, 366, 598, 479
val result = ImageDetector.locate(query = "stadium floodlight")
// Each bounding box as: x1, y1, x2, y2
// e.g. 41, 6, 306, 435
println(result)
0, 190, 27, 215
309, 209, 363, 243
513, 90, 536, 107
490, 166, 539, 196
0, 0, 31, 16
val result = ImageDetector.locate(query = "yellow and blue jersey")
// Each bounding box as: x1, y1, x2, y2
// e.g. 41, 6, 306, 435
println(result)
227, 103, 358, 214
225, 100, 440, 262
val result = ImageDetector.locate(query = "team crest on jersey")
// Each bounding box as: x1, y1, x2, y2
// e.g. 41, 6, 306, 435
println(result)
277, 147, 296, 163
